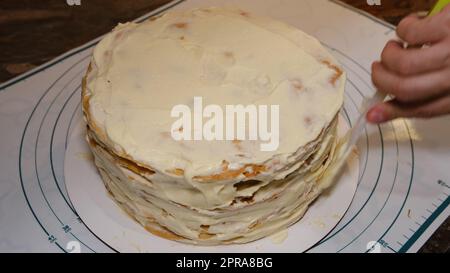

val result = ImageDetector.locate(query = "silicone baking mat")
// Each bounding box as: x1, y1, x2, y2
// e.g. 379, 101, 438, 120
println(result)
0, 0, 449, 253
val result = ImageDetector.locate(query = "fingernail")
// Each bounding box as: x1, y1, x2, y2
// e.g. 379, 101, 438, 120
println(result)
367, 108, 385, 123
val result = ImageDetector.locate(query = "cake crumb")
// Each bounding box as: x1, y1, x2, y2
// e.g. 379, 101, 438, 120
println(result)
172, 22, 188, 29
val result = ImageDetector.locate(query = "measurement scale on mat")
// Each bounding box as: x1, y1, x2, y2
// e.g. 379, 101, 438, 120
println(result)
377, 181, 449, 253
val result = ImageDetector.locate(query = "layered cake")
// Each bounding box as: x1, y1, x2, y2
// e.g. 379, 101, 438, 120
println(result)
82, 7, 345, 245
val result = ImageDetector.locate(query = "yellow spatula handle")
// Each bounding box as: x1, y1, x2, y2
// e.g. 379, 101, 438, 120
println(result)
429, 0, 450, 16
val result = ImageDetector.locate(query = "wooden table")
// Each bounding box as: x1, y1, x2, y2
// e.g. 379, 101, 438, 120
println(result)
0, 0, 448, 253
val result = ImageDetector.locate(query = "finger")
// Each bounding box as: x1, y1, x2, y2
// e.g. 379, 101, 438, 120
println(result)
366, 96, 450, 123
381, 40, 450, 75
396, 13, 446, 45
371, 61, 450, 103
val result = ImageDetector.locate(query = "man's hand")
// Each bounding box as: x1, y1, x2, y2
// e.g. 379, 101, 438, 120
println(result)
367, 5, 450, 123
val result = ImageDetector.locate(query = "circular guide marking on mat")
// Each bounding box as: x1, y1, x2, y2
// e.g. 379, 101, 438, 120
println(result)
64, 112, 359, 252
16, 10, 416, 252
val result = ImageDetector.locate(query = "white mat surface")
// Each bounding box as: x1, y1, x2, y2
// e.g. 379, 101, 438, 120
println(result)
0, 0, 449, 253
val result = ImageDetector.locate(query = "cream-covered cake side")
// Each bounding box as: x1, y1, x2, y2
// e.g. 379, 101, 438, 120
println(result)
82, 7, 345, 245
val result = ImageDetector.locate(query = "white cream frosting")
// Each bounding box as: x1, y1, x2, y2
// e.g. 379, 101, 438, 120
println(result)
87, 118, 337, 244
85, 7, 345, 180
83, 7, 346, 244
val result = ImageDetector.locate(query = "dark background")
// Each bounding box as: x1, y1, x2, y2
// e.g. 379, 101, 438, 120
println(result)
0, 0, 447, 252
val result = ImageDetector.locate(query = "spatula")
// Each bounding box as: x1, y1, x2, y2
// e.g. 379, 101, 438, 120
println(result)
317, 0, 449, 190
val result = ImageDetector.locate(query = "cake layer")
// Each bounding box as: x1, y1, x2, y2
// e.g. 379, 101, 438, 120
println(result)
82, 7, 346, 245
83, 7, 345, 181
86, 116, 337, 244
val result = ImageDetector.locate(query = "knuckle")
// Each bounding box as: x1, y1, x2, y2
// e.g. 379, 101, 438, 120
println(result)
403, 29, 417, 43
397, 58, 412, 75
443, 45, 450, 65
397, 18, 413, 39
392, 80, 411, 101
371, 75, 381, 90
381, 47, 389, 62
371, 65, 380, 86
381, 43, 395, 64
372, 74, 385, 91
